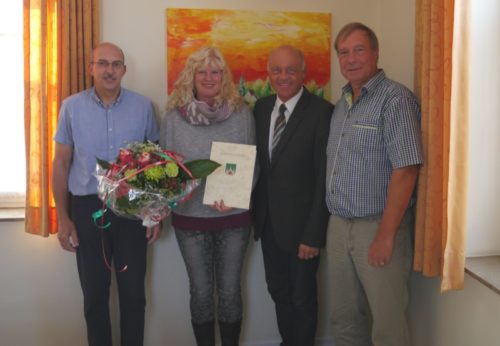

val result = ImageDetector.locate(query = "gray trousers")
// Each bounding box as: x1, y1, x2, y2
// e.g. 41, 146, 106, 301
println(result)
175, 227, 250, 324
326, 210, 414, 346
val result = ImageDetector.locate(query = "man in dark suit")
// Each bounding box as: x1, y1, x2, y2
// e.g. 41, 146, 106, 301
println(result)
253, 45, 333, 346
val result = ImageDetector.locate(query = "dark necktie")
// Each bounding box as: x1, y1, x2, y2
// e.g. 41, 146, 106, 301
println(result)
272, 104, 287, 152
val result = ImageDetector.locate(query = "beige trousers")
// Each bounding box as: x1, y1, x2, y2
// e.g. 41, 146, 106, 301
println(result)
326, 210, 414, 346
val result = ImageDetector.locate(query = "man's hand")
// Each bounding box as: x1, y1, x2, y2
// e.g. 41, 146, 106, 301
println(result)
298, 244, 320, 260
368, 165, 419, 268
368, 232, 394, 267
146, 223, 162, 244
57, 218, 79, 252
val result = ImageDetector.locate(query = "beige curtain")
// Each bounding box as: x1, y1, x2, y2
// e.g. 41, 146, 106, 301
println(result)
24, 0, 99, 237
443, 0, 470, 291
413, 0, 470, 291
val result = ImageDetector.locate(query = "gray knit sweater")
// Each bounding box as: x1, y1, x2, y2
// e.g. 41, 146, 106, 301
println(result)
160, 104, 256, 218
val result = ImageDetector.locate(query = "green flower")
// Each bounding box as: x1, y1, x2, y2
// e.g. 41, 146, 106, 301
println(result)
164, 162, 179, 178
144, 165, 165, 182
124, 169, 138, 182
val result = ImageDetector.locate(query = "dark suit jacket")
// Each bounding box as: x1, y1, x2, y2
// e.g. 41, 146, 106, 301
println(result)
253, 88, 334, 253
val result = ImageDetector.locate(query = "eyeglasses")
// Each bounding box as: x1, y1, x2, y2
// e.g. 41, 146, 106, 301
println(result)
92, 60, 125, 69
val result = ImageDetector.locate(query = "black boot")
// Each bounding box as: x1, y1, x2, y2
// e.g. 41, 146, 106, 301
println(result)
191, 320, 215, 346
219, 320, 241, 346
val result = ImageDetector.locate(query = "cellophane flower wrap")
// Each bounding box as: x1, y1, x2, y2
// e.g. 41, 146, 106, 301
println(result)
95, 141, 220, 227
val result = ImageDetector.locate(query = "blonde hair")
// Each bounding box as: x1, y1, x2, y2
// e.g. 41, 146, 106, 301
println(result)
166, 47, 242, 111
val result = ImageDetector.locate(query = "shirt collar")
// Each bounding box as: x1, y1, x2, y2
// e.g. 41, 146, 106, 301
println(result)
90, 87, 124, 108
275, 86, 304, 115
342, 69, 386, 106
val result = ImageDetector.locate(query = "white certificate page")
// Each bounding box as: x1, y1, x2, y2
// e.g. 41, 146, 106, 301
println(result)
203, 141, 257, 209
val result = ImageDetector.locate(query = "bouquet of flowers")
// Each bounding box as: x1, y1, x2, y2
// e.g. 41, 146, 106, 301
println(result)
95, 141, 220, 227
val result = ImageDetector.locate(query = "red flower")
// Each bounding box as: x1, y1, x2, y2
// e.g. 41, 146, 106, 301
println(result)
108, 163, 122, 178
115, 182, 130, 198
118, 148, 134, 166
137, 152, 152, 168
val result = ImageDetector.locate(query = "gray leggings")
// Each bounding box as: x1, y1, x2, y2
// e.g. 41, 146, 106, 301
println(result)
175, 227, 250, 324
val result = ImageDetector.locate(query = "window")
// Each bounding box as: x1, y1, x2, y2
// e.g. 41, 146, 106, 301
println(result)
0, 2, 25, 208
466, 0, 500, 255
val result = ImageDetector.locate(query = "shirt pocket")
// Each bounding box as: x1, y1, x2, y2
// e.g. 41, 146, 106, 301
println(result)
351, 116, 382, 149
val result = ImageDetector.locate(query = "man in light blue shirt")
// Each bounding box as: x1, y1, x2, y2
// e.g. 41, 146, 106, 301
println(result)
326, 23, 423, 346
52, 42, 159, 346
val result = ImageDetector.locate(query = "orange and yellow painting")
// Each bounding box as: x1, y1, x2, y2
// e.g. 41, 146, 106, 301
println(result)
166, 8, 331, 106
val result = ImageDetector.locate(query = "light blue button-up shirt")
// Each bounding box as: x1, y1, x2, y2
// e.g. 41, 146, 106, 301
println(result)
54, 87, 159, 195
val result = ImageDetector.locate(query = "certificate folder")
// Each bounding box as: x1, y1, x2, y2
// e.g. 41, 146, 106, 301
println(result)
203, 141, 257, 209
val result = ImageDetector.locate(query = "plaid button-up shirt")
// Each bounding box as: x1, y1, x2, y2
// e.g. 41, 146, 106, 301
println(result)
326, 70, 423, 218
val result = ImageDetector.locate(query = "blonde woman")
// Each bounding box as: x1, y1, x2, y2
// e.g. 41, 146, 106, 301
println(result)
161, 47, 255, 346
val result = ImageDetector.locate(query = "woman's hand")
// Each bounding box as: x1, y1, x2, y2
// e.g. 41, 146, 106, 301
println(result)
212, 199, 233, 213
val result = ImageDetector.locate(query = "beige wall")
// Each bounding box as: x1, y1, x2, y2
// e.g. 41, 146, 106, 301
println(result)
5, 1, 500, 346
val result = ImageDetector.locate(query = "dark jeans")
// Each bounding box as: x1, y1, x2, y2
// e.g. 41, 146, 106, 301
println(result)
261, 221, 319, 346
175, 227, 250, 324
71, 195, 147, 346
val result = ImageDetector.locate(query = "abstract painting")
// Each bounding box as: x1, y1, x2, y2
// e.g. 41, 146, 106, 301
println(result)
166, 8, 331, 106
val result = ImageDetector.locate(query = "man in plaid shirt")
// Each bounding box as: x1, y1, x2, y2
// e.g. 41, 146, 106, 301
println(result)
325, 23, 423, 346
